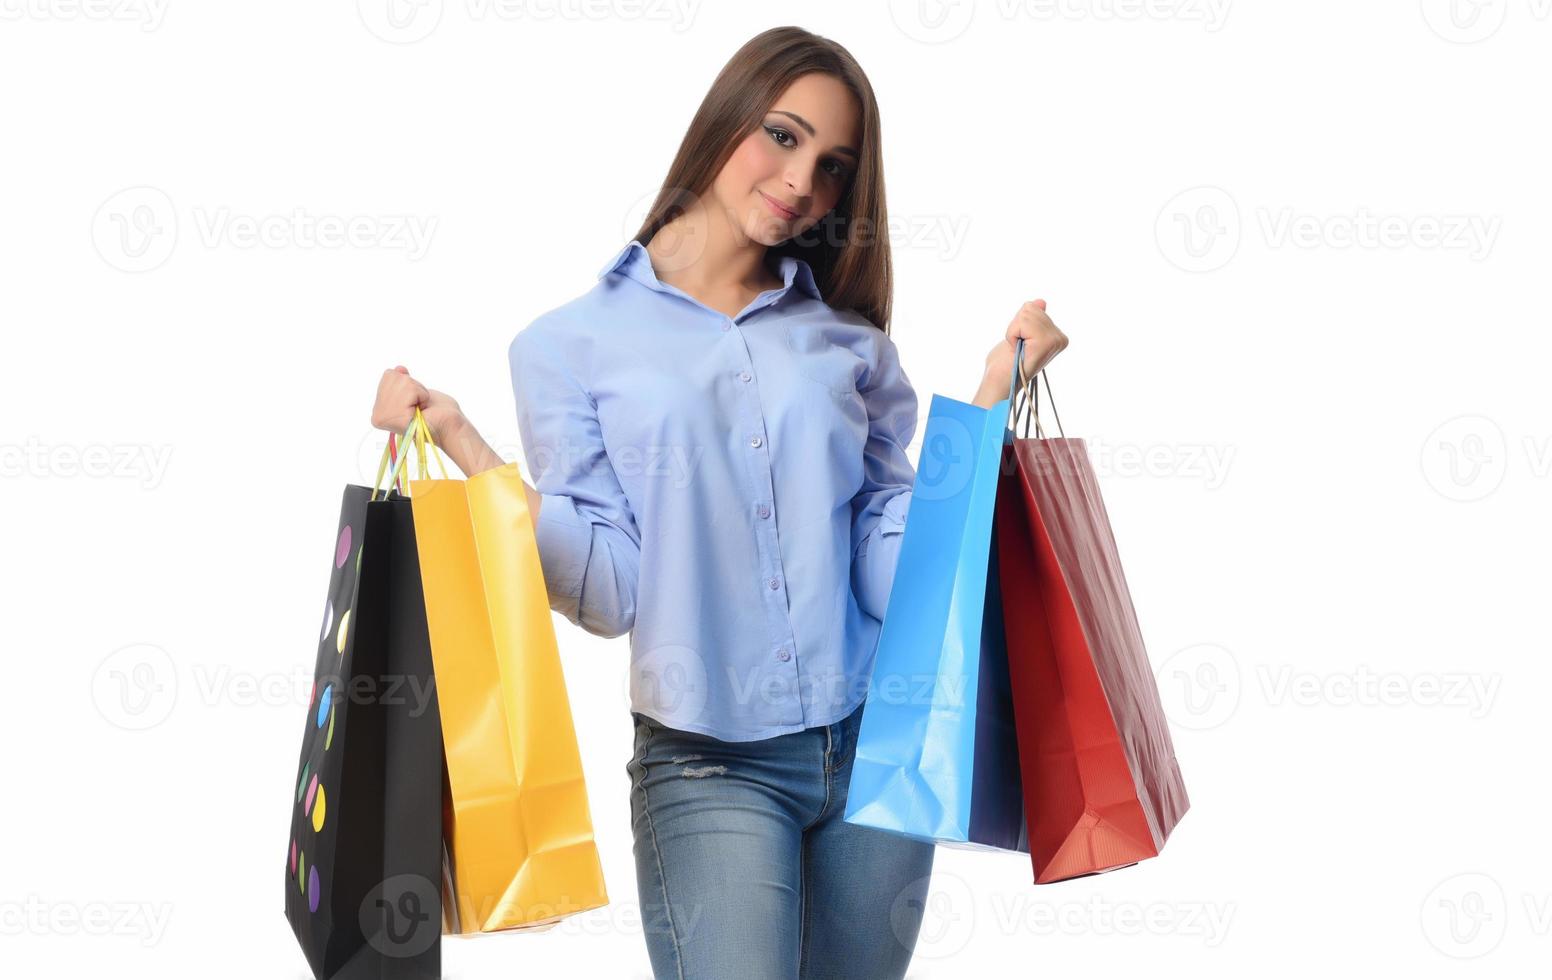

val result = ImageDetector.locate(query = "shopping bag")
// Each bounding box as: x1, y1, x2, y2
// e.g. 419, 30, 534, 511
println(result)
284, 442, 445, 978
842, 375, 1029, 852
995, 351, 1190, 883
396, 411, 609, 933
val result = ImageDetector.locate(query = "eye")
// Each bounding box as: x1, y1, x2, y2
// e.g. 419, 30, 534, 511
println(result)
822, 159, 851, 180
765, 123, 852, 182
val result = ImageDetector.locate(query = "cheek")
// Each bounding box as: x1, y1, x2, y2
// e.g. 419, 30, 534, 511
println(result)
722, 134, 780, 190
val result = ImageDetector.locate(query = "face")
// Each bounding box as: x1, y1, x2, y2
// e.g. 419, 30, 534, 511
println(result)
711, 72, 862, 248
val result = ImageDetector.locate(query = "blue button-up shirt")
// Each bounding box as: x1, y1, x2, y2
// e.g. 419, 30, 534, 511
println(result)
508, 239, 919, 742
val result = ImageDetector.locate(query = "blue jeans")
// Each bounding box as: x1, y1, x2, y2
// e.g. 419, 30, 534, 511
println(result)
626, 697, 936, 979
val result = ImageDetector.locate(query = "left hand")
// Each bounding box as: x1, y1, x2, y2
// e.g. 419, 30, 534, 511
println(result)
976, 299, 1069, 405
371, 365, 464, 442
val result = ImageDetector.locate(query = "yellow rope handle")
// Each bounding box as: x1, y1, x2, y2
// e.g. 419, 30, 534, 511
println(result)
412, 406, 450, 480
372, 407, 452, 500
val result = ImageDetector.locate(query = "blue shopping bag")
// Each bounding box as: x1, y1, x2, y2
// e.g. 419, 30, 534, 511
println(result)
843, 357, 1031, 852
850, 343, 1042, 851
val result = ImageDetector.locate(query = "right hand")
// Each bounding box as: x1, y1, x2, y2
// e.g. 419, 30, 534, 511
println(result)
371, 366, 463, 441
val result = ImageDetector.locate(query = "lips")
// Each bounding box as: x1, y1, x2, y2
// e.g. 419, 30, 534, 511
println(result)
760, 191, 799, 220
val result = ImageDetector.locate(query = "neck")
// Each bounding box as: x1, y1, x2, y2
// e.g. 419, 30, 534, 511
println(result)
646, 200, 779, 295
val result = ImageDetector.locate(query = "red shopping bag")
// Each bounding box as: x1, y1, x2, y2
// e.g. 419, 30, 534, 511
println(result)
994, 367, 1189, 884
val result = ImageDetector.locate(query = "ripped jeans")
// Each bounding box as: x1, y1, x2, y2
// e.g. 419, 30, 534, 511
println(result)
625, 698, 937, 980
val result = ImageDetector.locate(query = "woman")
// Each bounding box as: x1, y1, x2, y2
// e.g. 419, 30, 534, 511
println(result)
370, 25, 1068, 980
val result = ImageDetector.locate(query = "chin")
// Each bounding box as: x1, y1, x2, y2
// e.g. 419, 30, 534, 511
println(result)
743, 215, 789, 248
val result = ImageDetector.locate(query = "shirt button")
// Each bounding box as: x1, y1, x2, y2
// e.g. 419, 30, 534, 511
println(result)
757, 504, 770, 519
721, 321, 731, 332
750, 436, 763, 448
739, 371, 752, 382
776, 648, 791, 662
768, 577, 780, 590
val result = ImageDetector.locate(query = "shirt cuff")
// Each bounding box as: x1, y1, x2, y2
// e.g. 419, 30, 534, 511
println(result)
854, 490, 910, 560
532, 492, 591, 600
879, 489, 910, 535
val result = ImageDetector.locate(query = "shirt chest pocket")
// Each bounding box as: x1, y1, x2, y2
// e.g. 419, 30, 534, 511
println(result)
783, 323, 864, 399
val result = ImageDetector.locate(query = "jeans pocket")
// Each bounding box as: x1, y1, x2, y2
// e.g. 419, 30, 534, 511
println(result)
628, 712, 653, 777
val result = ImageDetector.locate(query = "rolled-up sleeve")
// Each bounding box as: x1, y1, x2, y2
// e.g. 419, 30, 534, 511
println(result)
509, 321, 641, 639
849, 331, 919, 622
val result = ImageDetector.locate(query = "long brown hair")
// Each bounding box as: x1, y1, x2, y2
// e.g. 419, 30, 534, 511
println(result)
629, 26, 892, 334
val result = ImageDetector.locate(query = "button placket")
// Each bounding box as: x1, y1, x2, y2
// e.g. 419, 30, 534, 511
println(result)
723, 315, 803, 726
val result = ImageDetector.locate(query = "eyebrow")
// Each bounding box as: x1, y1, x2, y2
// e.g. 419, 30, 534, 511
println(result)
769, 110, 859, 159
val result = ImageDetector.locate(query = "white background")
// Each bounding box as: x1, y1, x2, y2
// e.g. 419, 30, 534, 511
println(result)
3, 0, 1547, 976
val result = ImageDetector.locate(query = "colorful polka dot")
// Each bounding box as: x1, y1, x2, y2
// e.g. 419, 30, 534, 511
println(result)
336, 610, 351, 655
296, 762, 309, 802
316, 685, 332, 728
335, 525, 352, 568
320, 600, 333, 643
305, 773, 319, 814
298, 851, 305, 893
324, 704, 335, 750
290, 838, 297, 875
311, 784, 327, 833
355, 543, 363, 574
308, 866, 320, 912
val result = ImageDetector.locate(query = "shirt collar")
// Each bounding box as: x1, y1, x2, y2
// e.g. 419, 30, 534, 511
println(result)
598, 239, 823, 302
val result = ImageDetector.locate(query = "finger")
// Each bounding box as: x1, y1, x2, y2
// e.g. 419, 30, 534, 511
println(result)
1007, 302, 1050, 341
395, 365, 408, 373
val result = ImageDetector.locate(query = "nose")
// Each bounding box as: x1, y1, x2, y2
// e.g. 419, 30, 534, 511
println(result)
784, 162, 813, 202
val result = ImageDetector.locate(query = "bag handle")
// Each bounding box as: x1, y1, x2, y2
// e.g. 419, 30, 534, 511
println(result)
387, 431, 406, 495
408, 406, 450, 482
371, 406, 450, 501
1006, 336, 1066, 440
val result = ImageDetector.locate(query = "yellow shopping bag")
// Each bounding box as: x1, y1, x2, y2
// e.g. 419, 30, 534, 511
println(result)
384, 409, 608, 934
